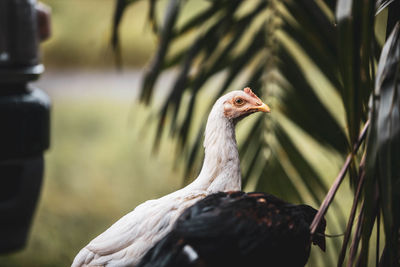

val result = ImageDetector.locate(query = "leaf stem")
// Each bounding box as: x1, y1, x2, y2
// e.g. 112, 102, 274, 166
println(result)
337, 154, 367, 267
348, 202, 365, 267
310, 120, 370, 235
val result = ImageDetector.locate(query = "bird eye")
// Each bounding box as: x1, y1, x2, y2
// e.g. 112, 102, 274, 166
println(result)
234, 98, 244, 105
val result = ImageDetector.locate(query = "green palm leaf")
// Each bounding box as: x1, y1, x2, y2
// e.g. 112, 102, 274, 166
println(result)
362, 22, 400, 266
112, 0, 400, 265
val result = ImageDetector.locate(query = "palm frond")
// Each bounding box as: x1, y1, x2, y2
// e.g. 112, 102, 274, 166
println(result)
336, 0, 374, 147
141, 0, 182, 104
112, 0, 400, 265
362, 22, 400, 266
376, 0, 396, 15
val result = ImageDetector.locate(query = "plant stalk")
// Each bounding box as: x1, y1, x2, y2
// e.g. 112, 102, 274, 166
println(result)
310, 120, 370, 235
337, 154, 367, 267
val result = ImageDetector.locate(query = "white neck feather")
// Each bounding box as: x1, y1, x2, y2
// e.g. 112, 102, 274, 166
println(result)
186, 97, 241, 193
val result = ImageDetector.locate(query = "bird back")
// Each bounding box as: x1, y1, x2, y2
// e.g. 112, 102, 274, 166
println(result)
138, 191, 326, 267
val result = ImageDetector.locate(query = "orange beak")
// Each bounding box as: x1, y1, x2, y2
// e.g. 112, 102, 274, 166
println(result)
254, 102, 271, 113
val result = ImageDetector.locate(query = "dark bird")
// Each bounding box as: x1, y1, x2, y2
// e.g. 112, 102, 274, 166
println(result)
138, 191, 326, 267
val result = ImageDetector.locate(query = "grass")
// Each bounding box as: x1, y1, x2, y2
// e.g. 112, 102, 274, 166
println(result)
0, 96, 184, 267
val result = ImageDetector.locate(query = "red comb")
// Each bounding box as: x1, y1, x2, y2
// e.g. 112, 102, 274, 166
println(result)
244, 87, 258, 98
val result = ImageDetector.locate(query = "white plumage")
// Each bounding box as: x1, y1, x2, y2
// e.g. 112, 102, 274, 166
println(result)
71, 88, 270, 267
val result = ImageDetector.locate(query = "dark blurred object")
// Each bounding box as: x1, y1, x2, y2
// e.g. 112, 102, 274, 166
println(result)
0, 0, 51, 253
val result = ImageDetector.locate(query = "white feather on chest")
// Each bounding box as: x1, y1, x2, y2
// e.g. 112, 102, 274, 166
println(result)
73, 189, 208, 267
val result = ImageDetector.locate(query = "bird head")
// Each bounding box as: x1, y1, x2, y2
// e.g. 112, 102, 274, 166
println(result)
222, 88, 270, 122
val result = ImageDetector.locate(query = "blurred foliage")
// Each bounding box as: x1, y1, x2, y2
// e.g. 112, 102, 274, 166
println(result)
39, 0, 208, 68
114, 0, 400, 266
39, 0, 155, 68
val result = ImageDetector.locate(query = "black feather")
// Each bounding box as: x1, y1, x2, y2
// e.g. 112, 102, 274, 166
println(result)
138, 191, 326, 267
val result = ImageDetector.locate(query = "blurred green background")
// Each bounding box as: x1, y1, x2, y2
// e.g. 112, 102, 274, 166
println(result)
0, 0, 187, 265
0, 0, 356, 266
40, 0, 155, 68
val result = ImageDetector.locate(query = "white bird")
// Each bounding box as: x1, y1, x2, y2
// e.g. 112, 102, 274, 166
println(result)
71, 88, 270, 267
